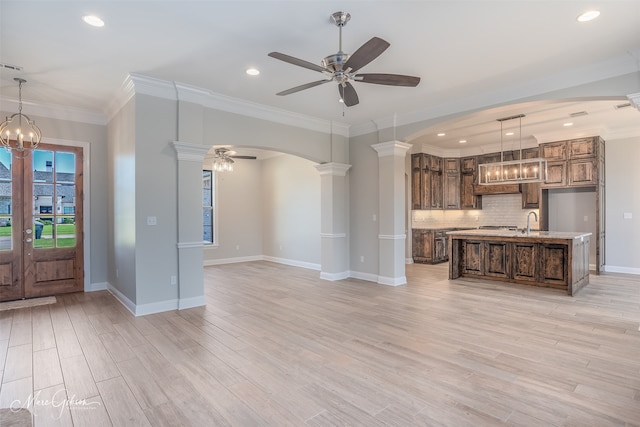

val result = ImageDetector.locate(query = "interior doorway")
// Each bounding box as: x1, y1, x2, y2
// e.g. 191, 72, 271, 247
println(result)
0, 143, 84, 301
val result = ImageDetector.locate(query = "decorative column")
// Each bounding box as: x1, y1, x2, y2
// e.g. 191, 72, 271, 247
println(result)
372, 141, 412, 286
314, 163, 352, 281
172, 141, 210, 309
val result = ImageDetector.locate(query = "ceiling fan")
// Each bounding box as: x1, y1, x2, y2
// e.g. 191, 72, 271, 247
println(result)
211, 147, 257, 160
206, 147, 257, 172
268, 11, 421, 107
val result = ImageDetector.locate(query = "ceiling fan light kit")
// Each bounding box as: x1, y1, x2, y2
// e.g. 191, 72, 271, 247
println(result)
268, 11, 420, 107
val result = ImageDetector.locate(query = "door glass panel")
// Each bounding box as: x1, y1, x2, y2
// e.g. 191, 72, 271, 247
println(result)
32, 150, 77, 249
56, 216, 75, 247
0, 151, 12, 251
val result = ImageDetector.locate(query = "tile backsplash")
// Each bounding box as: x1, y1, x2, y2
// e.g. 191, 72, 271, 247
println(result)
412, 194, 539, 229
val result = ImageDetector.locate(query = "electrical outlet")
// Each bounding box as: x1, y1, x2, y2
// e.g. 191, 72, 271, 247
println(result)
170, 275, 177, 285
236, 245, 240, 250
360, 256, 365, 263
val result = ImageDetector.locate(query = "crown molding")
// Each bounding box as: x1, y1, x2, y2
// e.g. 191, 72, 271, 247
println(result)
314, 162, 352, 176
172, 141, 210, 162
108, 73, 350, 137
0, 97, 106, 126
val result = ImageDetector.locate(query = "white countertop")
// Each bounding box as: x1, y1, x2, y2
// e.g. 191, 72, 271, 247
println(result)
446, 229, 592, 240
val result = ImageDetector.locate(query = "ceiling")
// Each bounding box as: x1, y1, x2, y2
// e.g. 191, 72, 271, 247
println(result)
1, 1, 639, 153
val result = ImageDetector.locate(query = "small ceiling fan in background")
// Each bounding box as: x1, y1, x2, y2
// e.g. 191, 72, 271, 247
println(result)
206, 147, 257, 172
268, 11, 421, 107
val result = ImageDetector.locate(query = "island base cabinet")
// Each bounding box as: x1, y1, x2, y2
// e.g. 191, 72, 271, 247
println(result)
450, 235, 590, 295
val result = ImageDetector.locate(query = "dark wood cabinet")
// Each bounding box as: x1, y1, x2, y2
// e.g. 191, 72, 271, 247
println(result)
544, 161, 567, 187
412, 229, 449, 264
520, 147, 540, 208
569, 138, 597, 158
568, 158, 597, 186
411, 153, 444, 210
460, 156, 481, 209
443, 158, 460, 210
540, 141, 567, 160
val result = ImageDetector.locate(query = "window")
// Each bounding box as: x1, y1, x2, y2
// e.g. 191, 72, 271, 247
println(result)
203, 170, 215, 244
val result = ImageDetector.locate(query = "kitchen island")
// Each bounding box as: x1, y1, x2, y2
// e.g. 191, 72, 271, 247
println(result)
447, 229, 591, 295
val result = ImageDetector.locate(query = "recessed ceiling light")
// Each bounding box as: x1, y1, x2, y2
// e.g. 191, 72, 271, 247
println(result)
563, 122, 574, 127
577, 10, 600, 22
505, 132, 514, 136
246, 68, 260, 76
437, 133, 445, 137
459, 140, 467, 144
82, 15, 104, 27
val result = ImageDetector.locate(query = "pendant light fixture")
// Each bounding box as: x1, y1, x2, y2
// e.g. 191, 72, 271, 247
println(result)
0, 78, 42, 158
478, 114, 547, 185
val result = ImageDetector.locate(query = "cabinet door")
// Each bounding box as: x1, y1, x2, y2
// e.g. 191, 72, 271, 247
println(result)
521, 147, 539, 159
444, 158, 460, 173
460, 173, 481, 209
411, 155, 422, 210
444, 172, 460, 210
569, 137, 596, 159
430, 155, 442, 172
461, 156, 477, 173
541, 244, 568, 287
412, 229, 431, 263
483, 241, 510, 279
462, 241, 484, 275
521, 183, 539, 208
421, 162, 431, 210
430, 171, 443, 209
478, 153, 502, 164
568, 158, 597, 186
512, 242, 538, 282
540, 141, 567, 160
542, 161, 567, 187
434, 237, 447, 262
502, 150, 520, 161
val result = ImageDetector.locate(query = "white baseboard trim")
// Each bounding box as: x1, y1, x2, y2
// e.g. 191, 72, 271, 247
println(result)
87, 282, 108, 292
204, 255, 262, 266
107, 283, 137, 316
260, 256, 321, 271
106, 282, 205, 317
405, 258, 414, 264
178, 295, 206, 310
319, 271, 350, 281
603, 265, 640, 275
377, 275, 407, 286
349, 270, 380, 283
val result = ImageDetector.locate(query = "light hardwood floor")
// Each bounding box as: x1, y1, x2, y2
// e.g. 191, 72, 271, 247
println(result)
1, 261, 639, 426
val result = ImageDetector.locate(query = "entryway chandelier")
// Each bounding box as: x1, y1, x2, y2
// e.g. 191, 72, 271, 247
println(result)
478, 114, 547, 185
0, 78, 42, 158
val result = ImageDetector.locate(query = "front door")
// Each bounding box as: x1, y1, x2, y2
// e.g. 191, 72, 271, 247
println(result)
0, 143, 84, 301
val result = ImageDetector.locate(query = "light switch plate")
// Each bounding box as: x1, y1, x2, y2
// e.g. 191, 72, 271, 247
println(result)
147, 216, 157, 226
623, 212, 633, 219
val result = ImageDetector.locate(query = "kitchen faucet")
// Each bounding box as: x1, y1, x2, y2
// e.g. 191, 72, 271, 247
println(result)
527, 211, 538, 235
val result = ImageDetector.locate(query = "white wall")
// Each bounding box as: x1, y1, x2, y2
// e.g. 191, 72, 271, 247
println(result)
204, 158, 263, 262
547, 188, 597, 265
261, 154, 321, 267
204, 153, 321, 268
605, 136, 640, 273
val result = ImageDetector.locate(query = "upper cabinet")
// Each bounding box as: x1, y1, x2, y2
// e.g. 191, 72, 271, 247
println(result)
540, 137, 603, 189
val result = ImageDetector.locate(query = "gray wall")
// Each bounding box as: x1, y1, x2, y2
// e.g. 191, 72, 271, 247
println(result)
605, 136, 640, 272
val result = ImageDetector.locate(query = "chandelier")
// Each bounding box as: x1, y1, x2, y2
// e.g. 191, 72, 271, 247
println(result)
0, 78, 42, 158
478, 114, 547, 185
211, 148, 234, 172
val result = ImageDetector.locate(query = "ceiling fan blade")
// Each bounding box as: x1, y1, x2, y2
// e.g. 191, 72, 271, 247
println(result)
355, 73, 421, 87
339, 82, 359, 107
268, 52, 327, 73
276, 79, 331, 96
229, 155, 257, 160
343, 37, 390, 73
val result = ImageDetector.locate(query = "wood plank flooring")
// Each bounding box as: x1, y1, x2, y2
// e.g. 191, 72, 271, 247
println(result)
1, 261, 639, 426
